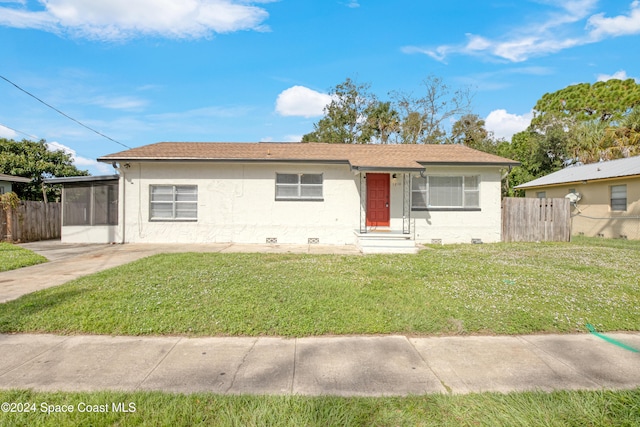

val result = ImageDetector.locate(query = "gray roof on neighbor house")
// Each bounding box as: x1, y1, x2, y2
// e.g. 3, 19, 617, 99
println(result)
515, 155, 640, 189
0, 173, 31, 183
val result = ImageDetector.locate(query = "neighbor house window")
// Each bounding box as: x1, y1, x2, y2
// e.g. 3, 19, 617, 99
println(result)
536, 191, 546, 198
275, 173, 323, 201
411, 176, 480, 210
610, 185, 627, 211
63, 182, 118, 226
150, 185, 198, 220
0, 186, 4, 195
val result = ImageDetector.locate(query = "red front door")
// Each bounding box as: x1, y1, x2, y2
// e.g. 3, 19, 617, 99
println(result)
366, 173, 390, 226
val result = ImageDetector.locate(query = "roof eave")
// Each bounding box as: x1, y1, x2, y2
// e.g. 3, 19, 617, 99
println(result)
0, 176, 32, 183
44, 175, 120, 185
98, 157, 350, 165
515, 172, 640, 190
350, 166, 426, 172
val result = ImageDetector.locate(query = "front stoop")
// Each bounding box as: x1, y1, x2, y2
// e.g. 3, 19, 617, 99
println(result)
355, 231, 418, 254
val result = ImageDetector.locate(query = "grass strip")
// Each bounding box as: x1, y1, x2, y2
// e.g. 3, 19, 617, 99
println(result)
0, 243, 47, 272
0, 388, 638, 427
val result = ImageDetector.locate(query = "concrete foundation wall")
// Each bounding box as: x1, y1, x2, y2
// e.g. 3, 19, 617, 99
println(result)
61, 225, 121, 244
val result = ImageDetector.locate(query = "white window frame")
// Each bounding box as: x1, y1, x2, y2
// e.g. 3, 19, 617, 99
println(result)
610, 184, 627, 211
536, 191, 547, 199
411, 175, 480, 210
150, 185, 198, 221
275, 173, 323, 201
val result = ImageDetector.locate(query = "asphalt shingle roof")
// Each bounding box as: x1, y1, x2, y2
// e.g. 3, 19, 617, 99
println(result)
98, 142, 519, 170
515, 155, 640, 189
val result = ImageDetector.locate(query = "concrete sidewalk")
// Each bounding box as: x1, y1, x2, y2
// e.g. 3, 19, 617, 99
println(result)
1, 333, 639, 396
1, 241, 360, 303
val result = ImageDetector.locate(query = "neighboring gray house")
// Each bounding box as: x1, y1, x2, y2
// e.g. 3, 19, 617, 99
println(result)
0, 173, 31, 195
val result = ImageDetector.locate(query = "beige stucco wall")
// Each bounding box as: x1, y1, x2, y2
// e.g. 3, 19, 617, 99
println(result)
524, 176, 640, 239
112, 162, 505, 245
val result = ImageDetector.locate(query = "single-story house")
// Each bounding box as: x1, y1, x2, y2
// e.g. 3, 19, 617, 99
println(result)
515, 155, 640, 240
47, 142, 518, 252
0, 173, 31, 195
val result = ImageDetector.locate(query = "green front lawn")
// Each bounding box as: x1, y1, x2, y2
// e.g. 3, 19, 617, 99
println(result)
0, 242, 47, 272
1, 388, 638, 427
0, 237, 638, 337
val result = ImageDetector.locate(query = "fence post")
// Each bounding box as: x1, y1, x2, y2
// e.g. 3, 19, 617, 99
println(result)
5, 207, 13, 242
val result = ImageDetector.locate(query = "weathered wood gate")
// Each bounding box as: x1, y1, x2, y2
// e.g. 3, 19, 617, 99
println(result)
502, 197, 571, 242
1, 201, 61, 242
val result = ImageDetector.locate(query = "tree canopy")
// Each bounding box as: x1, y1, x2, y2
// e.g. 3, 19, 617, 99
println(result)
301, 78, 375, 144
470, 79, 640, 195
392, 76, 473, 144
302, 76, 472, 144
531, 79, 640, 127
0, 138, 89, 201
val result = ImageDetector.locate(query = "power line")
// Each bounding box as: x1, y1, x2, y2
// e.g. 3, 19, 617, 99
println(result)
0, 122, 39, 140
0, 74, 131, 149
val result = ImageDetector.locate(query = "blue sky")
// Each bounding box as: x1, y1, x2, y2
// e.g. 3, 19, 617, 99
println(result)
1, 0, 639, 175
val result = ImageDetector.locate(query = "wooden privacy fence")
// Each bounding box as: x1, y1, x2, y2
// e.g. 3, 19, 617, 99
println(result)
502, 197, 571, 242
1, 201, 61, 243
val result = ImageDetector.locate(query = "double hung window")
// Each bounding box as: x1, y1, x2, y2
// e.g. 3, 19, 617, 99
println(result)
412, 175, 480, 210
610, 185, 627, 211
275, 173, 323, 201
150, 185, 198, 220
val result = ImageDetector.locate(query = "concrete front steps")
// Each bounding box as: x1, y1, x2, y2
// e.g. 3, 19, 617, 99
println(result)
355, 231, 418, 254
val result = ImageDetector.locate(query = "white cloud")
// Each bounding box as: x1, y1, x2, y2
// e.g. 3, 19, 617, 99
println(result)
403, 1, 640, 62
284, 134, 302, 142
484, 109, 533, 141
0, 124, 19, 139
0, 0, 271, 40
275, 86, 332, 118
261, 134, 302, 143
344, 1, 360, 8
90, 95, 149, 111
46, 141, 112, 174
148, 105, 254, 121
597, 70, 629, 81
588, 1, 640, 38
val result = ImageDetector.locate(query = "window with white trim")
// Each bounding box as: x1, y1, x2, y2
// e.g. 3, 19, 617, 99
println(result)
150, 185, 198, 220
275, 173, 323, 201
610, 185, 627, 211
536, 191, 546, 199
411, 175, 480, 210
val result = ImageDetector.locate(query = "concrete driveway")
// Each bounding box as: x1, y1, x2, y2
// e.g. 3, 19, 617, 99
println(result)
1, 240, 360, 303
